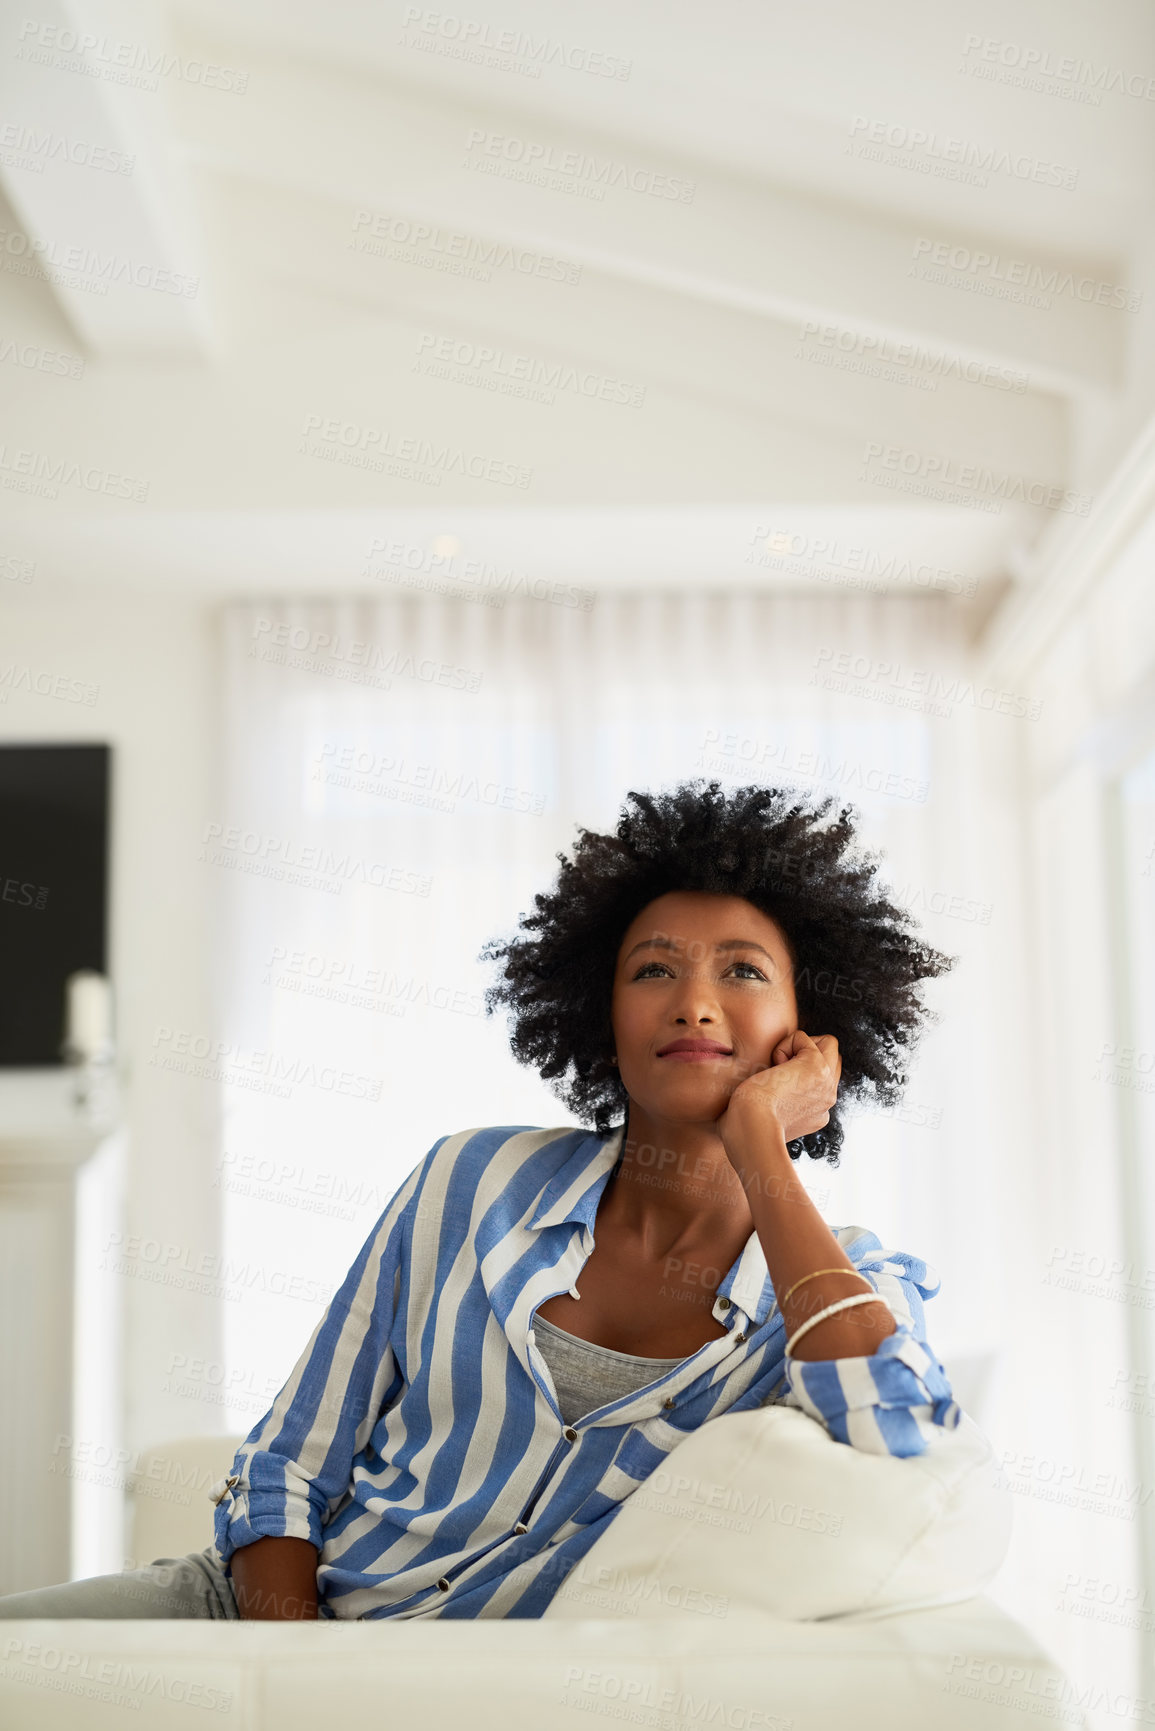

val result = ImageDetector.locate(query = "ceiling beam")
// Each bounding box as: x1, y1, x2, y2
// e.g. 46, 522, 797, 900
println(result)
0, 0, 210, 354
174, 41, 1128, 394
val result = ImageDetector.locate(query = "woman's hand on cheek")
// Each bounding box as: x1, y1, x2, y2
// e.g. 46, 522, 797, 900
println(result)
716, 1030, 841, 1155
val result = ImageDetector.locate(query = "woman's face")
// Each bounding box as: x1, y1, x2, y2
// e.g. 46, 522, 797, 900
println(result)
609, 890, 799, 1130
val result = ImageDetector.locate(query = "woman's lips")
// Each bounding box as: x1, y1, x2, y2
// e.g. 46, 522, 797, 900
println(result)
659, 1050, 733, 1062
657, 1043, 734, 1062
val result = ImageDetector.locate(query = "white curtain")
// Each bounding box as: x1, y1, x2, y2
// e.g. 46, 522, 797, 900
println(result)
216, 587, 1028, 1556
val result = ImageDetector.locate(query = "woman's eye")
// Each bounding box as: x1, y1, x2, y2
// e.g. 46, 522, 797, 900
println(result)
632, 960, 767, 980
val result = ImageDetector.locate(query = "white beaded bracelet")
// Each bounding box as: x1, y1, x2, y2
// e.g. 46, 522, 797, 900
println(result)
784, 1291, 882, 1357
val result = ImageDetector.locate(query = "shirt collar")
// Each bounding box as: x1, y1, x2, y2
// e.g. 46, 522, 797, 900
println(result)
526, 1124, 778, 1327
716, 1230, 777, 1326
526, 1124, 626, 1233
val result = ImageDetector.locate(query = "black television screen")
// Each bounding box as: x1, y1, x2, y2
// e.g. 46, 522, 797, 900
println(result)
0, 743, 111, 1066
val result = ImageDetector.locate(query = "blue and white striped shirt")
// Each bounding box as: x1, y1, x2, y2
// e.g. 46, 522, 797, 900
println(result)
211, 1124, 960, 1620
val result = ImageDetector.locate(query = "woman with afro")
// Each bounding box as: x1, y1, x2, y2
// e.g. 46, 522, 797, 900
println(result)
0, 780, 961, 1624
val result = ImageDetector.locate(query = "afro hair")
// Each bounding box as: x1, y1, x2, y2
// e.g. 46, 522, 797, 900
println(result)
480, 779, 955, 1164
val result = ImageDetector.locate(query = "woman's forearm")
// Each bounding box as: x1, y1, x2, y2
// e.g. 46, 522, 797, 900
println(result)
722, 1114, 897, 1360
229, 1536, 320, 1619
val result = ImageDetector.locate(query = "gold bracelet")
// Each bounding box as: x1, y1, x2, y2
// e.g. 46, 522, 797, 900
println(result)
777, 1266, 874, 1312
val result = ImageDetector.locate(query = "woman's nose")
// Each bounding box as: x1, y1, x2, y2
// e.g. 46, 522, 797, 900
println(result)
669, 980, 721, 1023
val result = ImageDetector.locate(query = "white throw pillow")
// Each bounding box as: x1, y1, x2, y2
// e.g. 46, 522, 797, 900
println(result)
544, 1405, 1013, 1623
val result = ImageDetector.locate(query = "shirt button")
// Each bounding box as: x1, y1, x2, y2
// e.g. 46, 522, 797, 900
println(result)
717, 1296, 731, 1311
662, 1397, 676, 1411
563, 1426, 579, 1443
436, 1577, 450, 1592
513, 1522, 528, 1535
734, 1331, 748, 1344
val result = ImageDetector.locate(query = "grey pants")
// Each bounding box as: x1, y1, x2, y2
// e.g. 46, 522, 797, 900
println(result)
0, 1546, 240, 1619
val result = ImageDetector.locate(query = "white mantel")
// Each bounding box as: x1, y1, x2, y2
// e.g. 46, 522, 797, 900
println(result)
0, 1068, 121, 1593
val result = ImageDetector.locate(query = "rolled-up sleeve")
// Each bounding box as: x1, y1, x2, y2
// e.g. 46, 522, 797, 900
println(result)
210, 1158, 425, 1570
778, 1227, 961, 1459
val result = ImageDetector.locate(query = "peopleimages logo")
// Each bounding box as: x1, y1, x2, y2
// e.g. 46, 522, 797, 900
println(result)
400, 8, 632, 80
299, 413, 533, 490
795, 320, 1028, 392
560, 1667, 790, 1731
695, 730, 930, 806
313, 741, 547, 814
199, 820, 433, 898
960, 35, 1155, 102
847, 116, 1079, 189
0, 225, 200, 297
350, 209, 582, 285
0, 443, 148, 501
149, 1025, 385, 1103
0, 123, 134, 175
463, 129, 697, 202
748, 526, 977, 597
861, 442, 1092, 516
249, 616, 484, 693
0, 337, 85, 379
413, 331, 646, 407
363, 536, 595, 611
910, 238, 1142, 312
15, 18, 249, 93
0, 663, 99, 706
943, 1652, 1150, 1724
812, 646, 1043, 720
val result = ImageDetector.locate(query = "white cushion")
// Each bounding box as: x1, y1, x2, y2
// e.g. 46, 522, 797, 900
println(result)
545, 1404, 1013, 1622
129, 1438, 244, 1565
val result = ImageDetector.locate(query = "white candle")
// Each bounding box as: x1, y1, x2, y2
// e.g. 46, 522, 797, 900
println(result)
65, 971, 113, 1062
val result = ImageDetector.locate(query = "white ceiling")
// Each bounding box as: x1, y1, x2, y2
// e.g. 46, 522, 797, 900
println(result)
187, 0, 1155, 253
1, 0, 1153, 619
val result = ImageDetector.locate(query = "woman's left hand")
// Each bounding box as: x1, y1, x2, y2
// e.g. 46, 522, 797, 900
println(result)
715, 1029, 841, 1154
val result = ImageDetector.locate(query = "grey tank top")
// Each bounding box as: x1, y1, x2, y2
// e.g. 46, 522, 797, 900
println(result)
531, 1314, 685, 1425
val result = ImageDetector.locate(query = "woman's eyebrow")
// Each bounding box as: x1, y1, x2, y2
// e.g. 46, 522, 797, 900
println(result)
623, 937, 775, 961
715, 939, 775, 958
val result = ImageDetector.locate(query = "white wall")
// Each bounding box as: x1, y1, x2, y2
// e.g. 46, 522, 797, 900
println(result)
0, 585, 224, 1529
976, 486, 1155, 1713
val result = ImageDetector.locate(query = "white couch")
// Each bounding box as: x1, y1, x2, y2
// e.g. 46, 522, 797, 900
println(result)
0, 1411, 1087, 1731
